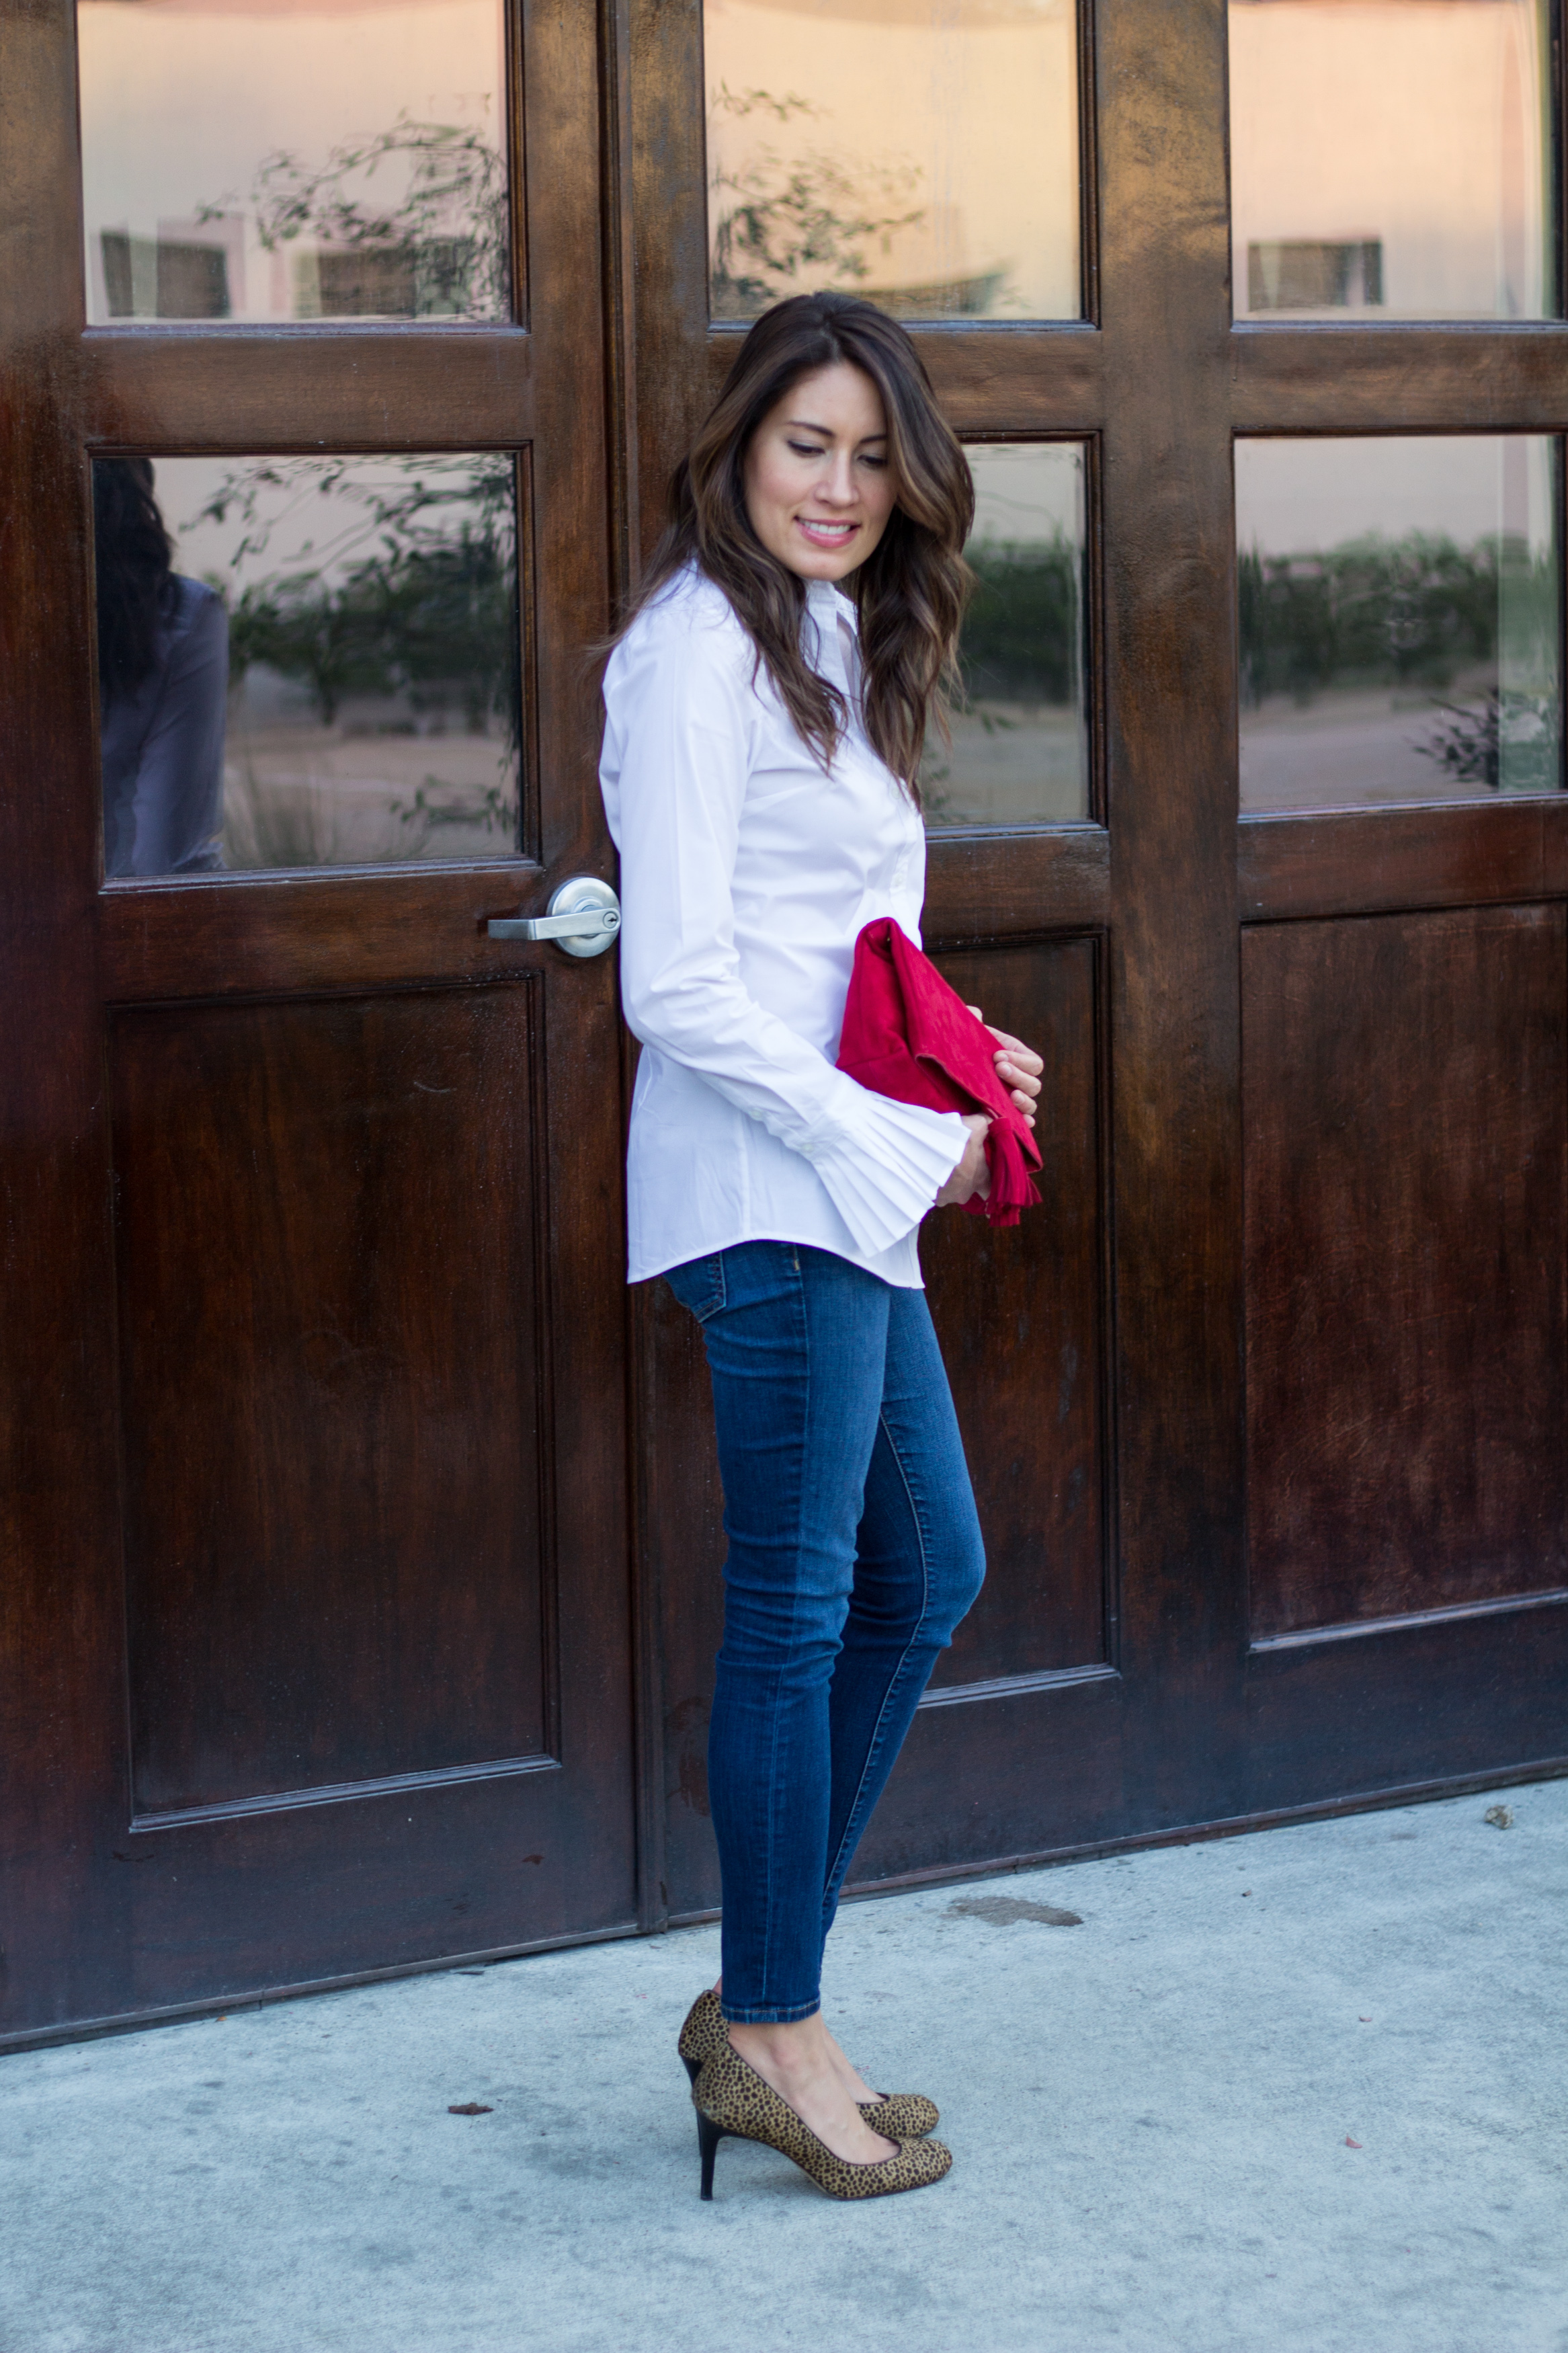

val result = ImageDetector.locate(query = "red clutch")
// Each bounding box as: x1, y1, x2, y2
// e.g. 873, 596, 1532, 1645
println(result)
835, 918, 1042, 1228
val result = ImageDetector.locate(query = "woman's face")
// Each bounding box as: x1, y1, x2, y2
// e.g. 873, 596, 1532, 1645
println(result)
742, 362, 898, 583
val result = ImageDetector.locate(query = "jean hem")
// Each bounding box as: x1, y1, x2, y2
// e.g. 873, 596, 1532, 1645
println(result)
719, 1998, 822, 2026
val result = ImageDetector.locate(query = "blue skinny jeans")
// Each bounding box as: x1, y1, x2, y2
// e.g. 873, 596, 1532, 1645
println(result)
665, 1240, 986, 2024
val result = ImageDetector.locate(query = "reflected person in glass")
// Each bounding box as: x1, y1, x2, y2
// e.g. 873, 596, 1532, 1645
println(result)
600, 294, 1044, 2201
95, 459, 227, 877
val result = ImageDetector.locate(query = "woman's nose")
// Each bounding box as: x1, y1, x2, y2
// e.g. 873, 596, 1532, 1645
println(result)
819, 452, 858, 506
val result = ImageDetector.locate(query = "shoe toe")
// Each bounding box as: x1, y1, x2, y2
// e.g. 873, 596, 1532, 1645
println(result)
868, 2091, 940, 2138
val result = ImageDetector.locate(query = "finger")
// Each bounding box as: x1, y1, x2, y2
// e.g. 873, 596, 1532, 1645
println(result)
998, 1060, 1042, 1090
992, 1035, 1044, 1074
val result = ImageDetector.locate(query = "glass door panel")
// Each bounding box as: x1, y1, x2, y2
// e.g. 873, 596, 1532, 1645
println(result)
925, 441, 1089, 827
704, 0, 1081, 321
78, 0, 512, 324
1237, 435, 1562, 811
1229, 0, 1555, 320
95, 453, 522, 874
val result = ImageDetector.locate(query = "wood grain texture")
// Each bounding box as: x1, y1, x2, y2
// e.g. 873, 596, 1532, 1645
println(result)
0, 0, 134, 2035
1243, 906, 1568, 1637
645, 1275, 727, 1919
848, 1666, 1127, 1886
629, 0, 711, 566
1245, 1594, 1568, 1813
98, 865, 561, 1002
1231, 325, 1568, 433
1241, 803, 1568, 922
923, 939, 1109, 1685
704, 327, 1106, 431
1094, 0, 1249, 1823
924, 827, 1110, 941
79, 330, 535, 452
114, 988, 551, 1813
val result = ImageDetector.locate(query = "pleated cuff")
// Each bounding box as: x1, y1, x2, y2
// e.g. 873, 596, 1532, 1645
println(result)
809, 1094, 969, 1259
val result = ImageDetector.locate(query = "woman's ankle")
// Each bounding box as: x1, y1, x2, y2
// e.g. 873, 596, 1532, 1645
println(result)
728, 2014, 829, 2076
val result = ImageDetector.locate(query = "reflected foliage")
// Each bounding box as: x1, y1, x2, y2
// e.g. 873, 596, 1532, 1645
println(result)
1423, 689, 1559, 793
708, 85, 925, 318
202, 115, 508, 320
958, 539, 1079, 706
200, 456, 518, 744
1239, 528, 1561, 795
1241, 533, 1511, 700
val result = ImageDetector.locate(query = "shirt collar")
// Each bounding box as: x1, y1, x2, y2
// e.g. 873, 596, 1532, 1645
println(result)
804, 577, 859, 635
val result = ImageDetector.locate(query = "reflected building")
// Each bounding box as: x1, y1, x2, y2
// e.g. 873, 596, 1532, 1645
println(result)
1231, 0, 1551, 322
78, 0, 509, 325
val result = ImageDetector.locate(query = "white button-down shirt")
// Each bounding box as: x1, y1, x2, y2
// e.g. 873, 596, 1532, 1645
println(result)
601, 565, 967, 1289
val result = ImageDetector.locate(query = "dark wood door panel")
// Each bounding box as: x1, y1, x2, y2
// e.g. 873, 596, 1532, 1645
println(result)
113, 984, 554, 1816
1240, 803, 1568, 925
98, 865, 561, 1004
642, 1283, 725, 1923
0, 0, 637, 2043
925, 936, 1109, 1686
847, 1670, 1125, 1888
115, 1763, 634, 2018
924, 829, 1110, 939
1231, 325, 1568, 433
80, 329, 536, 451
1243, 904, 1568, 1641
1245, 1597, 1568, 1814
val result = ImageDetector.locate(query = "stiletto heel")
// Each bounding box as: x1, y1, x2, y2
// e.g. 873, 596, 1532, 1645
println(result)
677, 1987, 939, 2138
697, 2107, 726, 2200
692, 2044, 952, 2202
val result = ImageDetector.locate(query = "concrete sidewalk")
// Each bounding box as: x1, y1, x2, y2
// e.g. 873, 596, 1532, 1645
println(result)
4, 1780, 1565, 2353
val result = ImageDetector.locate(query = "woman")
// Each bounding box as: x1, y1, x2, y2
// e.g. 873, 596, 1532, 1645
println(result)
94, 457, 228, 877
600, 293, 1043, 2200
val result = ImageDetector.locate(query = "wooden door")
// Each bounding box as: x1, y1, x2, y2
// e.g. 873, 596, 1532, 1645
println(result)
626, 0, 1568, 1923
0, 0, 638, 2043
7, 0, 1567, 2048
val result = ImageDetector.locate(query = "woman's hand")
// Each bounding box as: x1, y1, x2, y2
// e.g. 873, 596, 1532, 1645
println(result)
936, 1113, 992, 1207
967, 1007, 1043, 1127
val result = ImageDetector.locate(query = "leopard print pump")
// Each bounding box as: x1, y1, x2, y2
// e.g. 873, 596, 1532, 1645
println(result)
678, 1987, 940, 2139
691, 2042, 953, 2201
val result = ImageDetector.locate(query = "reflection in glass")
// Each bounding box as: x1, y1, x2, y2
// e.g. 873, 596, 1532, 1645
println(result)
1237, 437, 1561, 812
923, 444, 1087, 828
94, 454, 522, 874
1230, 0, 1553, 320
79, 0, 509, 325
704, 0, 1079, 323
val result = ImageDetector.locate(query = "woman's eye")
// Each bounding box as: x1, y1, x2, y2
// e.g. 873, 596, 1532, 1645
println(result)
860, 455, 889, 470
786, 442, 827, 458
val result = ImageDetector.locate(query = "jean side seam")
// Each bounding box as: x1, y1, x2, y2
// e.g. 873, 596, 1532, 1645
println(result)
755, 1250, 809, 2016
821, 1404, 935, 1901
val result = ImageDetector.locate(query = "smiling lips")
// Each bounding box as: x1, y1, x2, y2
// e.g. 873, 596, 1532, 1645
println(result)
796, 517, 858, 547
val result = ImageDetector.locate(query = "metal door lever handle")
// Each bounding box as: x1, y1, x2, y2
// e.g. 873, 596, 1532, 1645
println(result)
488, 909, 618, 943
487, 876, 620, 958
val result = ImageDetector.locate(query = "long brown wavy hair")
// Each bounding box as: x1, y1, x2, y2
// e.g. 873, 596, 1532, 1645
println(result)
622, 293, 974, 795
93, 458, 177, 703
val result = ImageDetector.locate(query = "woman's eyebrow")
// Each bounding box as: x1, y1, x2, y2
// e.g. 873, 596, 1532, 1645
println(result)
784, 417, 888, 442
